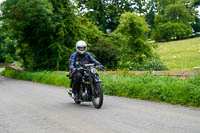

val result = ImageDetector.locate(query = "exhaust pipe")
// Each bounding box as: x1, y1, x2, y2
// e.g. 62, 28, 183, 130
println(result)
68, 90, 73, 97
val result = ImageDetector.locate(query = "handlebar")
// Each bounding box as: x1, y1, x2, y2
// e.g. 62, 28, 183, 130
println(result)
96, 65, 105, 71
78, 64, 105, 71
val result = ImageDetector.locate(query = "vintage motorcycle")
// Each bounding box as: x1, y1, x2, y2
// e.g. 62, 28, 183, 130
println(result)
68, 64, 104, 109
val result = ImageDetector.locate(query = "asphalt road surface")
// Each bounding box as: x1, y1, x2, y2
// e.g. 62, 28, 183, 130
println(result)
0, 75, 200, 133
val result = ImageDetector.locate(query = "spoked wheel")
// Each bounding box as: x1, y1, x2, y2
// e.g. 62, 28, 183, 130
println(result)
92, 83, 103, 109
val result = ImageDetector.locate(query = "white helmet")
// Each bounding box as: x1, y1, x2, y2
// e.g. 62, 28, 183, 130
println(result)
76, 40, 87, 54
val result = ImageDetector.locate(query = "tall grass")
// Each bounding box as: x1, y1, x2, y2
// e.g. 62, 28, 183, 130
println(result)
100, 74, 200, 106
1, 70, 200, 107
0, 70, 70, 87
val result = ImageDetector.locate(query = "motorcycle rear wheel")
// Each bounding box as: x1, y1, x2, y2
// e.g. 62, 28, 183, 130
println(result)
92, 83, 103, 109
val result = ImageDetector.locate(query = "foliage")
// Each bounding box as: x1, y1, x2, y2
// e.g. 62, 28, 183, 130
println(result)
192, 16, 200, 33
1, 0, 198, 71
152, 0, 196, 41
90, 37, 119, 69
75, 0, 107, 32
188, 74, 200, 86
0, 0, 102, 71
78, 17, 103, 45
151, 22, 193, 41
96, 12, 167, 71
1, 70, 200, 107
1, 0, 55, 70
145, 0, 158, 36
0, 26, 18, 63
192, 0, 200, 32
194, 0, 200, 7
75, 0, 151, 32
114, 12, 153, 63
118, 54, 168, 71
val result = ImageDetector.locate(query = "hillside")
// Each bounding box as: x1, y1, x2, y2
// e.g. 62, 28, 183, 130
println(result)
156, 37, 200, 70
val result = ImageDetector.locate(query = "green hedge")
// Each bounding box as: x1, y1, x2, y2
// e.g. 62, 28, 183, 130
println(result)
1, 70, 200, 107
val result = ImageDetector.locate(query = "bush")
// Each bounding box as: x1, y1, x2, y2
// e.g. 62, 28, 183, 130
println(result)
114, 12, 152, 60
90, 37, 119, 69
151, 22, 193, 42
118, 54, 168, 71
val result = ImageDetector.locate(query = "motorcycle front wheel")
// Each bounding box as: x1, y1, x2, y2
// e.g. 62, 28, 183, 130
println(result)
92, 83, 103, 109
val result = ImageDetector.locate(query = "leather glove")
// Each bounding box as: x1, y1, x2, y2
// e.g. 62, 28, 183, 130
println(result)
72, 68, 78, 73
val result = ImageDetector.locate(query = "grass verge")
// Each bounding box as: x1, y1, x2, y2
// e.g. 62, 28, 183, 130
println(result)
1, 70, 200, 107
100, 74, 200, 107
0, 70, 70, 87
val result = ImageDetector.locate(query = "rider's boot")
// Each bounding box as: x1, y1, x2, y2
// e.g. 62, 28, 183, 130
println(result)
72, 92, 79, 100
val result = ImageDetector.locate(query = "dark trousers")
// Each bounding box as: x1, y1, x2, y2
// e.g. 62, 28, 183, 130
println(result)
72, 70, 83, 94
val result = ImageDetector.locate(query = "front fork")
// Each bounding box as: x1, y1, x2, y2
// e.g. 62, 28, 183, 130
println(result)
89, 74, 101, 97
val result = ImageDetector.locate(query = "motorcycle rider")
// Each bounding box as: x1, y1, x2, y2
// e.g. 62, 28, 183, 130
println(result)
69, 40, 104, 100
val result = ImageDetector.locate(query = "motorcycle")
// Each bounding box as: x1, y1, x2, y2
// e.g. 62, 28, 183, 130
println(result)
67, 64, 104, 109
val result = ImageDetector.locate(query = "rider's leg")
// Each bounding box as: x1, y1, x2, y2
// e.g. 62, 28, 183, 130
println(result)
72, 71, 82, 98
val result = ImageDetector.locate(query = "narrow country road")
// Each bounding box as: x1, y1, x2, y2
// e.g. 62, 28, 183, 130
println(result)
0, 75, 200, 133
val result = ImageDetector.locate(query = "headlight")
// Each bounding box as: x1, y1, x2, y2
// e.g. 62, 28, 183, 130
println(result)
91, 67, 97, 74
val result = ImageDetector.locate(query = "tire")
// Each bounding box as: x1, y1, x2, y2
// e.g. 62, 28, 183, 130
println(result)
92, 83, 103, 109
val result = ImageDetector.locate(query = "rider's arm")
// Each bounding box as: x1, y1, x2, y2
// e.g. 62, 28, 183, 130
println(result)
69, 52, 77, 71
86, 52, 104, 70
86, 52, 101, 65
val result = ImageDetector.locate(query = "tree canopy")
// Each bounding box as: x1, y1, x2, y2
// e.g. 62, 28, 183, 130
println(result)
151, 0, 196, 41
0, 0, 102, 70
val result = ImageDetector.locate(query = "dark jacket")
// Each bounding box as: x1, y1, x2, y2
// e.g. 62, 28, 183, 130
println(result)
69, 52, 101, 71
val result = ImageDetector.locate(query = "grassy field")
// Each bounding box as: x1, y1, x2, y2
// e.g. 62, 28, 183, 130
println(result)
156, 37, 200, 70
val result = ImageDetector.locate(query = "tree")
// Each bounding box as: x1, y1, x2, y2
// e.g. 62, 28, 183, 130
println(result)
192, 16, 200, 32
76, 0, 151, 32
75, 0, 107, 32
1, 0, 55, 70
145, 0, 158, 36
0, 26, 18, 63
152, 0, 196, 41
151, 22, 193, 41
0, 0, 102, 70
114, 12, 151, 62
194, 0, 200, 7
192, 0, 200, 32
90, 37, 119, 69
